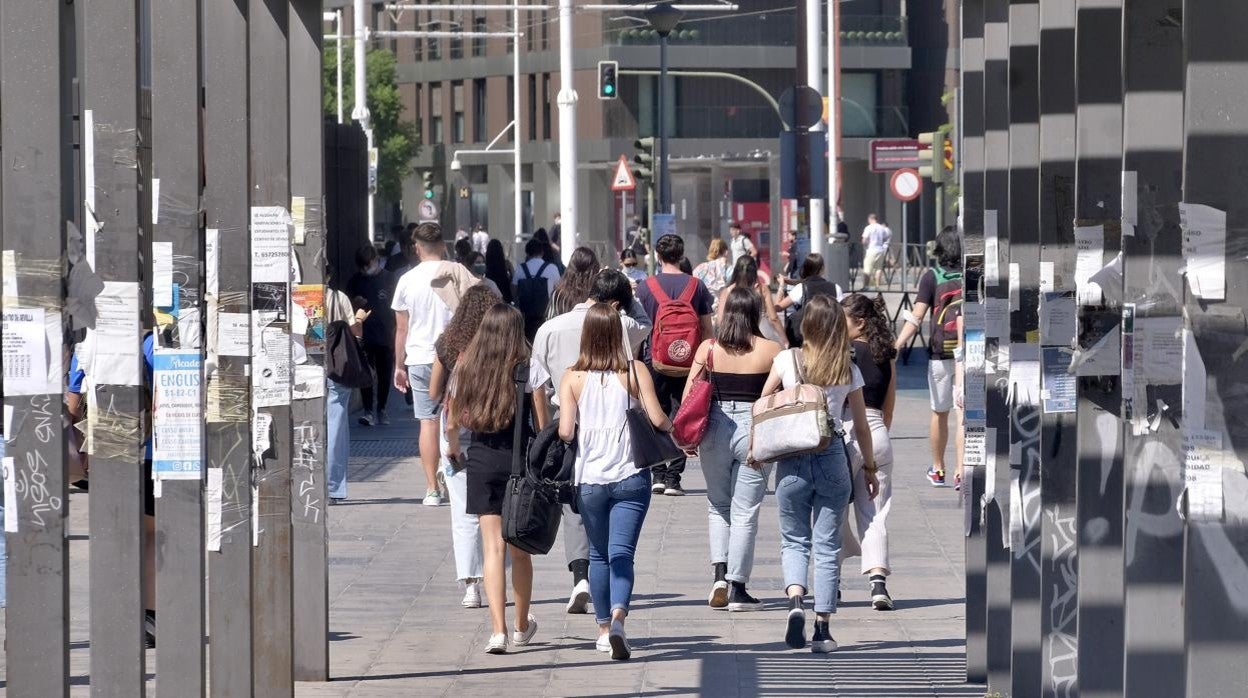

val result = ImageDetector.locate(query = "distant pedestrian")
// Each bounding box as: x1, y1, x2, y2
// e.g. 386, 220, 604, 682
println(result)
776, 253, 842, 347
429, 285, 503, 610
386, 224, 417, 275
326, 288, 367, 501
717, 255, 787, 348
685, 287, 782, 611
472, 224, 490, 255
558, 303, 673, 660
729, 222, 755, 264
860, 213, 892, 289
484, 238, 514, 304
892, 226, 963, 488
532, 227, 565, 273
454, 237, 473, 265
444, 304, 550, 654
840, 293, 898, 610
760, 295, 878, 653
455, 228, 470, 243
464, 251, 502, 299
693, 239, 731, 313
549, 213, 563, 258
514, 237, 561, 341
619, 248, 648, 284
547, 247, 600, 319
347, 244, 396, 426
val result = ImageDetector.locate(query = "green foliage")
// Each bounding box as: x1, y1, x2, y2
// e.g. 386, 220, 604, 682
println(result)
323, 46, 420, 202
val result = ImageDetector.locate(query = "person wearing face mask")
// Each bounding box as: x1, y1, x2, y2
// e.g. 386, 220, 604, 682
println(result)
465, 251, 503, 299
348, 243, 398, 426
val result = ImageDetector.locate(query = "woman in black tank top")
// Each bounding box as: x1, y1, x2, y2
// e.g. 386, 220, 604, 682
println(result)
840, 294, 899, 610
683, 287, 782, 610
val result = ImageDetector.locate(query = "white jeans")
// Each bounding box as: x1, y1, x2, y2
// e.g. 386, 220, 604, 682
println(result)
841, 408, 894, 576
441, 415, 483, 582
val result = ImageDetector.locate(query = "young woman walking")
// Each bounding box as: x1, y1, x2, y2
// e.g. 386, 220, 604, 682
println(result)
429, 286, 501, 610
717, 255, 787, 348
840, 293, 898, 610
547, 247, 601, 318
684, 287, 782, 611
558, 303, 673, 660
759, 295, 879, 653
444, 304, 551, 654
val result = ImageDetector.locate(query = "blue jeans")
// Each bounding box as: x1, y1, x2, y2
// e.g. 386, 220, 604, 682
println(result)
326, 379, 353, 499
699, 401, 772, 584
776, 438, 852, 614
577, 472, 652, 624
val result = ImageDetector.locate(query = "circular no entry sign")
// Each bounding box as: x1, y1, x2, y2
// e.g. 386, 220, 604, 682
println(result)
890, 168, 922, 202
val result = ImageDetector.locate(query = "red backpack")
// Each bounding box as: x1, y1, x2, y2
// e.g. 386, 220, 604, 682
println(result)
646, 276, 702, 376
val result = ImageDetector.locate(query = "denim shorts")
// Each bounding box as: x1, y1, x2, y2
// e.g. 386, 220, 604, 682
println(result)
408, 363, 441, 421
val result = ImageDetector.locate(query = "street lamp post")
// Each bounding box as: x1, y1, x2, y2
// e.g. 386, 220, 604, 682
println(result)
644, 1, 684, 214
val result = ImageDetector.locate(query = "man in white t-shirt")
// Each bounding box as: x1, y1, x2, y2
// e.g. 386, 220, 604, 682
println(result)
392, 222, 480, 506
471, 224, 490, 255
729, 222, 755, 265
860, 213, 892, 289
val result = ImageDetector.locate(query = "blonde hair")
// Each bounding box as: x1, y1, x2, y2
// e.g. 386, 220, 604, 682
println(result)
799, 295, 853, 386
706, 238, 727, 262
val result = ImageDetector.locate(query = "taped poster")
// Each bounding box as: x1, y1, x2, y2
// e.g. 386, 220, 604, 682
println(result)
3, 308, 49, 396
151, 178, 161, 225
984, 210, 1000, 285
1040, 291, 1076, 347
218, 312, 250, 357
1041, 346, 1076, 414
2, 456, 16, 532
2, 250, 16, 302
152, 351, 204, 480
964, 328, 986, 425
206, 468, 223, 552
153, 241, 174, 308
1137, 316, 1183, 384
1008, 343, 1041, 408
1183, 429, 1223, 522
964, 426, 987, 467
253, 323, 291, 408
293, 364, 326, 400
1179, 202, 1226, 301
292, 284, 326, 355
1039, 261, 1055, 293
91, 281, 143, 386
292, 196, 307, 245
985, 298, 1010, 340
206, 228, 220, 298
253, 411, 273, 462
250, 206, 292, 284
1074, 224, 1104, 306
252, 282, 289, 324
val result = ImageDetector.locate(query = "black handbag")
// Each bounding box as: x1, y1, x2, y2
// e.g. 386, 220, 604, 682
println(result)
324, 291, 375, 389
626, 362, 684, 470
501, 361, 564, 555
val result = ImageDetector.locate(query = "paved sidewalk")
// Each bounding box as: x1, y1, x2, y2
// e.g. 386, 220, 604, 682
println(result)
303, 359, 974, 697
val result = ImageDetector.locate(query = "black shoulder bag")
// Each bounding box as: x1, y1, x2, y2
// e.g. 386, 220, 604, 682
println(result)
501, 361, 564, 555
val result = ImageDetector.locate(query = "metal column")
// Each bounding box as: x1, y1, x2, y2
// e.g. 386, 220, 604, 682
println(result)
1120, 2, 1185, 695
1179, 3, 1248, 695
0, 1, 73, 694
249, 0, 295, 693
203, 0, 256, 695
1073, 2, 1125, 695
289, 0, 331, 682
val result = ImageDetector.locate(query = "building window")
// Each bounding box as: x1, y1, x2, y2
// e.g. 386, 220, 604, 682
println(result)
541, 9, 549, 50
506, 12, 514, 54
528, 75, 537, 141
506, 76, 515, 142
526, 1, 535, 52
430, 81, 444, 144
452, 81, 465, 143
542, 74, 552, 140
414, 84, 423, 141
450, 20, 464, 59
473, 79, 487, 143
472, 16, 487, 56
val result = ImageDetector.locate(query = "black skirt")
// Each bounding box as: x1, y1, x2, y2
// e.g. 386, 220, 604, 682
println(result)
465, 442, 514, 516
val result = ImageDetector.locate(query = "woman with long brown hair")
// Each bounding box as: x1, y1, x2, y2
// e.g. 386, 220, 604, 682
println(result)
759, 294, 878, 653
428, 285, 500, 610
717, 254, 787, 347
444, 304, 551, 654
683, 287, 782, 611
547, 246, 600, 318
558, 303, 672, 660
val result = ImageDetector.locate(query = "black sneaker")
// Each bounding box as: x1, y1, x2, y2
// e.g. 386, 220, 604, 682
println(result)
784, 596, 806, 649
651, 480, 667, 494
144, 610, 156, 649
727, 582, 764, 612
811, 620, 837, 653
871, 581, 894, 611
663, 480, 685, 496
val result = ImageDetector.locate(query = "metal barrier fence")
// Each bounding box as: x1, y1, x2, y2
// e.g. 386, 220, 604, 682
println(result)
1, 0, 331, 694
958, 2, 1248, 696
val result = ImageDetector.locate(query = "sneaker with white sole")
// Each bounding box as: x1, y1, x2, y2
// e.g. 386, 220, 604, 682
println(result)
422, 489, 443, 506
595, 635, 612, 653
511, 614, 538, 647
663, 482, 685, 496
926, 466, 948, 487
462, 581, 482, 609
566, 579, 591, 614
726, 583, 764, 612
811, 621, 837, 653
871, 581, 894, 611
651, 481, 667, 494
708, 580, 729, 609
784, 597, 807, 649
358, 412, 376, 427
608, 620, 631, 660
485, 633, 508, 654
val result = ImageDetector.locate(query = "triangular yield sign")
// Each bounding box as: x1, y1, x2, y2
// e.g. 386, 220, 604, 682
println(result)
611, 155, 636, 191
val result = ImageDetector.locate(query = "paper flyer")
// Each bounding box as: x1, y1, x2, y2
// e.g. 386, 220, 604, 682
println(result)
1179, 203, 1226, 301
152, 351, 204, 480
1183, 429, 1223, 522
1040, 291, 1076, 348
984, 210, 1000, 285
3, 308, 49, 396
92, 281, 143, 386
1074, 224, 1104, 306
292, 284, 327, 355
1041, 346, 1077, 414
250, 206, 292, 284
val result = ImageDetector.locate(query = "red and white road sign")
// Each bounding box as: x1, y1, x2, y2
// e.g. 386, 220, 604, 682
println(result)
890, 168, 922, 202
611, 155, 636, 192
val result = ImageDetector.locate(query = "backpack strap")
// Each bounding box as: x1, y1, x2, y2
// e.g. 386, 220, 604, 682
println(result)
536, 261, 551, 278
520, 262, 535, 280
645, 276, 670, 303
510, 361, 530, 478
677, 276, 699, 304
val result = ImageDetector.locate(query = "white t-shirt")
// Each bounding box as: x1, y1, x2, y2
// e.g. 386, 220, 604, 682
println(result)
391, 261, 455, 366
730, 235, 755, 264
472, 230, 490, 255
773, 348, 864, 428
518, 257, 561, 295
862, 223, 891, 253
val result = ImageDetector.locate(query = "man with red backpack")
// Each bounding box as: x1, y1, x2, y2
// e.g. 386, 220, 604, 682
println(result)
636, 234, 715, 496
894, 227, 963, 488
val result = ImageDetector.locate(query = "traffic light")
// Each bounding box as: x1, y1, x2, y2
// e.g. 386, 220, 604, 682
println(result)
633, 137, 655, 189
597, 60, 619, 100
422, 171, 435, 200
918, 124, 953, 183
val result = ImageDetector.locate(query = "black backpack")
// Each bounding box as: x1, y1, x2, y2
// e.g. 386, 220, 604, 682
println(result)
325, 294, 375, 388
785, 276, 840, 347
516, 261, 552, 337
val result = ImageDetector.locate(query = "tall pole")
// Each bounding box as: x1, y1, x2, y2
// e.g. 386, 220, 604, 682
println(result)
353, 0, 374, 240
826, 0, 849, 287
805, 0, 825, 257
336, 10, 344, 125
514, 3, 523, 248
658, 34, 671, 214
557, 0, 577, 266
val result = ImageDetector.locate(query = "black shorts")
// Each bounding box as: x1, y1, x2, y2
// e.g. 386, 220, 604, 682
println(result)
465, 444, 513, 516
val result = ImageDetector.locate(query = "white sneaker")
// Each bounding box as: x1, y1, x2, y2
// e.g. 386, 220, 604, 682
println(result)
461, 582, 482, 608
566, 579, 591, 614
512, 614, 538, 647
708, 580, 729, 609
608, 620, 631, 660
595, 634, 612, 653
422, 490, 443, 506
485, 633, 508, 654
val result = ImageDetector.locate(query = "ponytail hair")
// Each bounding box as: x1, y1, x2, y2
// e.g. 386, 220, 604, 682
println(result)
841, 293, 897, 364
